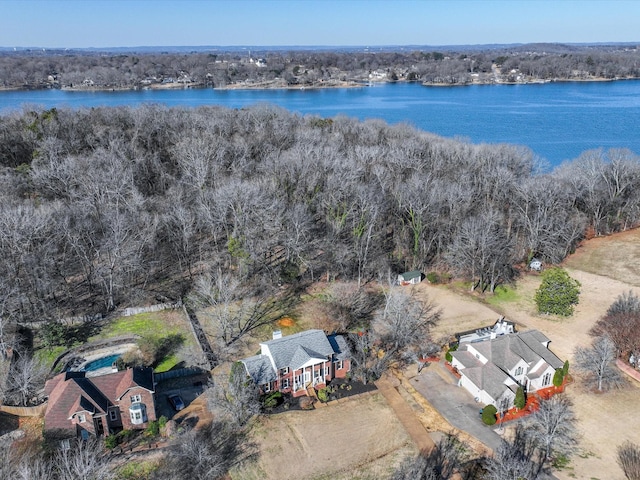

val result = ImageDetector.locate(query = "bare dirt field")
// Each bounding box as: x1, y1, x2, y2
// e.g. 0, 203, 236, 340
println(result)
234, 392, 416, 480
410, 228, 640, 480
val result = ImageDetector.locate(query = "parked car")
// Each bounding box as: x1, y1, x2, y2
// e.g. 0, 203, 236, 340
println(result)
168, 394, 185, 411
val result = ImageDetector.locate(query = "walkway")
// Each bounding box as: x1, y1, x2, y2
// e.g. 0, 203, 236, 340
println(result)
375, 374, 436, 454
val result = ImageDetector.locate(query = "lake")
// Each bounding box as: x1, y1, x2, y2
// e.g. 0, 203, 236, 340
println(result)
2, 80, 640, 167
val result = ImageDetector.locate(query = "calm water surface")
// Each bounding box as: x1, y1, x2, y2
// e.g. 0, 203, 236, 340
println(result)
2, 81, 639, 167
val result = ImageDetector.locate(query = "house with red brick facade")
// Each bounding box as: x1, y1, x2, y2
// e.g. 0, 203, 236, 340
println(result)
44, 367, 155, 440
240, 329, 350, 397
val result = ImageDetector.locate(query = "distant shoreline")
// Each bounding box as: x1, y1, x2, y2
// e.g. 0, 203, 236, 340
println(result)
0, 76, 633, 94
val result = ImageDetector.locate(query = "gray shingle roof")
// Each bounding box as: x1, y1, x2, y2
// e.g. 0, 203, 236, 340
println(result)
240, 330, 350, 386
264, 329, 335, 370
241, 354, 277, 385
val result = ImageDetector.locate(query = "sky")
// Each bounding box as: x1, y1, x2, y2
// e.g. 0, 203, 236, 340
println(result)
1, 0, 639, 48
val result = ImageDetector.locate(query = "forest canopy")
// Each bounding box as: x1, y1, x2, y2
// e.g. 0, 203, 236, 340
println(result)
0, 104, 639, 326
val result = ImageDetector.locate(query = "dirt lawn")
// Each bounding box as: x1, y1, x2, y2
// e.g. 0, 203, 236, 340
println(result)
234, 393, 416, 480
410, 230, 640, 480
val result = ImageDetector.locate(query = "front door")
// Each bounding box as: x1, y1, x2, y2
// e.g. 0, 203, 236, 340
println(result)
94, 417, 104, 436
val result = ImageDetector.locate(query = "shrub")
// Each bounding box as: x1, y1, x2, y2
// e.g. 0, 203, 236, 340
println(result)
158, 415, 168, 428
482, 404, 497, 425
145, 420, 160, 436
317, 388, 330, 402
426, 272, 440, 284
514, 387, 526, 410
445, 343, 458, 363
262, 391, 283, 409
553, 368, 564, 387
534, 267, 580, 316
562, 360, 570, 377
105, 434, 118, 450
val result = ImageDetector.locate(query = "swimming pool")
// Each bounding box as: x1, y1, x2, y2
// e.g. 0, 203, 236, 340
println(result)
82, 354, 121, 372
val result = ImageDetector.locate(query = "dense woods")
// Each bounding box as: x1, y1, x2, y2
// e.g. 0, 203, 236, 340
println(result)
1, 43, 639, 89
0, 104, 639, 334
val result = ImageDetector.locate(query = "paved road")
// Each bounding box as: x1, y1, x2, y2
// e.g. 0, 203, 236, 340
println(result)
409, 362, 503, 452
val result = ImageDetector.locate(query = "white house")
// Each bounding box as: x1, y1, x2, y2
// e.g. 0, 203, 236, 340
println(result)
529, 258, 543, 271
450, 330, 564, 408
397, 271, 422, 286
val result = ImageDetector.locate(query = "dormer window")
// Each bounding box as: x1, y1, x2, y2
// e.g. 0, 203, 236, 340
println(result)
515, 366, 523, 376
77, 413, 86, 423
281, 367, 289, 375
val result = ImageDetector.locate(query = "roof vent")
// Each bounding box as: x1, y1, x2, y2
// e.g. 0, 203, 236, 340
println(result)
272, 330, 282, 340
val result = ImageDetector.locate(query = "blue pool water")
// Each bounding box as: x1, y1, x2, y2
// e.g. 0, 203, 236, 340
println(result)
82, 354, 121, 371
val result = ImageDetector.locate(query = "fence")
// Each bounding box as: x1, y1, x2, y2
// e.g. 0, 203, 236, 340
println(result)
0, 403, 47, 417
122, 301, 182, 317
155, 367, 205, 381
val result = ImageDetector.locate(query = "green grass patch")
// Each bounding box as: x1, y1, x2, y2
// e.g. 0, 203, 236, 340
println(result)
154, 354, 179, 373
485, 285, 520, 305
94, 312, 181, 339
116, 459, 160, 480
34, 345, 68, 370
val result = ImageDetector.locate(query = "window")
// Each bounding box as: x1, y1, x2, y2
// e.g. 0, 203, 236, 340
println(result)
77, 414, 86, 423
337, 360, 343, 370
130, 394, 142, 403
282, 378, 290, 389
131, 411, 142, 422
515, 366, 523, 376
324, 366, 330, 376
109, 410, 118, 421
264, 382, 271, 393
281, 367, 289, 375
60, 439, 71, 451
543, 372, 552, 386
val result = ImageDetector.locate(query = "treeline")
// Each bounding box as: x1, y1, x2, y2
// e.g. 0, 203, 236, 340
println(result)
0, 104, 639, 327
0, 43, 639, 89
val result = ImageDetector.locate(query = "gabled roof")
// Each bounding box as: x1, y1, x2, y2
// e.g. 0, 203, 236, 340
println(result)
241, 354, 277, 385
455, 330, 564, 403
262, 329, 335, 370
45, 368, 154, 433
241, 330, 350, 385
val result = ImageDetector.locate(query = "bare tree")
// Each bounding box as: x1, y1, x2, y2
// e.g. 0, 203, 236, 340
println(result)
55, 437, 114, 480
524, 394, 579, 469
485, 424, 539, 480
618, 441, 640, 480
373, 288, 440, 366
190, 270, 297, 355
574, 336, 625, 392
5, 352, 48, 406
392, 433, 469, 480
206, 362, 260, 427
160, 420, 255, 480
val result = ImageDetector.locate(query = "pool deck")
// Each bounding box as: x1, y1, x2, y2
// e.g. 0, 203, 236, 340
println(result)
68, 343, 137, 377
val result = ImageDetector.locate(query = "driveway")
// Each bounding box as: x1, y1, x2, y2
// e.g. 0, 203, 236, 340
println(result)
154, 373, 209, 420
409, 362, 503, 452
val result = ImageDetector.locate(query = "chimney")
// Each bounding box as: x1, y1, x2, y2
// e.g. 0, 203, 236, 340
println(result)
272, 330, 282, 340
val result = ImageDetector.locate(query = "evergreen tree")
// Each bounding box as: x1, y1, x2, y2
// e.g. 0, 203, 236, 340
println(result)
534, 267, 581, 316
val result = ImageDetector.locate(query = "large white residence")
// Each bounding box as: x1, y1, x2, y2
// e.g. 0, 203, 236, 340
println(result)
450, 330, 564, 407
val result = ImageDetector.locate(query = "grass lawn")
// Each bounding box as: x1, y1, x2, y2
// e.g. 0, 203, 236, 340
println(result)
95, 310, 199, 372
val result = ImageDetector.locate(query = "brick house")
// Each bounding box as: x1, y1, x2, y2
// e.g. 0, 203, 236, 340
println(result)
240, 329, 350, 397
44, 367, 155, 440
